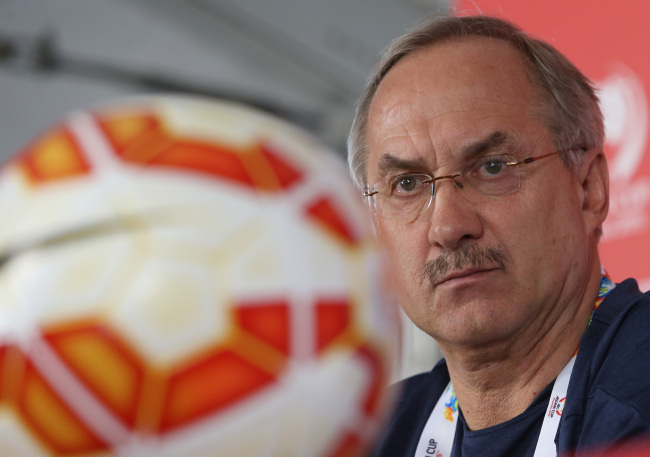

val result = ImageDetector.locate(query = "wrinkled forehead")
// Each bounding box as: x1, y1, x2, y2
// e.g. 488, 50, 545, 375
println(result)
365, 37, 549, 179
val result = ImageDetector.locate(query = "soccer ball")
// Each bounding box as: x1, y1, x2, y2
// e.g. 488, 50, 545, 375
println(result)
0, 96, 397, 457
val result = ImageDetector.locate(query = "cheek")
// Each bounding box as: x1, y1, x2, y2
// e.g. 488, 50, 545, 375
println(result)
377, 221, 406, 265
377, 221, 429, 281
496, 183, 584, 270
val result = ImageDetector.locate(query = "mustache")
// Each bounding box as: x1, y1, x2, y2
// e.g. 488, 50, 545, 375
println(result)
424, 245, 506, 285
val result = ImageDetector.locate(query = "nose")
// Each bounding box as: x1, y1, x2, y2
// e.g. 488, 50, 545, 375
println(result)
427, 179, 483, 250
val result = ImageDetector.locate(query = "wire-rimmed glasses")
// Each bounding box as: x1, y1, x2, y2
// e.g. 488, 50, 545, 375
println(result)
363, 146, 586, 220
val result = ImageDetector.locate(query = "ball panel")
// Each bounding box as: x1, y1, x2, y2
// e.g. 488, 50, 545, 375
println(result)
95, 111, 304, 193
161, 349, 277, 433
19, 358, 108, 454
38, 234, 132, 326
43, 322, 145, 428
316, 300, 351, 353
115, 259, 222, 365
235, 301, 291, 355
304, 196, 358, 246
18, 127, 92, 186
94, 111, 160, 154
256, 143, 304, 190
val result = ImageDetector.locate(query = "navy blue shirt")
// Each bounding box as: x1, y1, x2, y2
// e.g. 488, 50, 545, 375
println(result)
371, 279, 650, 457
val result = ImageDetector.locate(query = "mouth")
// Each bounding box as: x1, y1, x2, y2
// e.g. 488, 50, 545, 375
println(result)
424, 245, 507, 289
433, 267, 499, 288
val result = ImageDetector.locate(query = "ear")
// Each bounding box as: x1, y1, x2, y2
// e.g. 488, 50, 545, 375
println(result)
578, 148, 609, 238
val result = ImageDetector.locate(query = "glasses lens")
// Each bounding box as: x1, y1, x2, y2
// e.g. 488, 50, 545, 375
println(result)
367, 155, 522, 219
373, 173, 433, 219
455, 154, 521, 200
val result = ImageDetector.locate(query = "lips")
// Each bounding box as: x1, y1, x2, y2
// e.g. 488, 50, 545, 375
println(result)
433, 267, 498, 287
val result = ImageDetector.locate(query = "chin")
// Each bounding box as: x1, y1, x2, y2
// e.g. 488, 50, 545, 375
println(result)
427, 299, 525, 348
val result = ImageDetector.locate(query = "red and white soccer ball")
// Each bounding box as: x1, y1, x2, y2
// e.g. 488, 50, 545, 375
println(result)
0, 96, 397, 457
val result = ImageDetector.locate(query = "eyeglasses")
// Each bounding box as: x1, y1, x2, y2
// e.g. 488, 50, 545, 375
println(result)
363, 146, 586, 220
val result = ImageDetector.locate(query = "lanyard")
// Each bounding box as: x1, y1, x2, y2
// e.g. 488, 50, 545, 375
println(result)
414, 354, 575, 457
414, 269, 615, 457
414, 382, 458, 457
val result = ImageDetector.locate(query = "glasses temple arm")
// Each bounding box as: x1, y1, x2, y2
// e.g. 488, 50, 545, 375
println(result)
507, 146, 588, 167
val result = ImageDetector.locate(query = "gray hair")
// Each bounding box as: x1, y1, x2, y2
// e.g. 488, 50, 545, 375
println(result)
347, 15, 604, 189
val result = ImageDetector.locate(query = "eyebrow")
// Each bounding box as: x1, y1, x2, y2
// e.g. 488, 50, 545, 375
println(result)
376, 154, 428, 180
460, 131, 513, 161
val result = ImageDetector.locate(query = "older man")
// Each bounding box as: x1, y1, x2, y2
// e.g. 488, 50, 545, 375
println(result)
348, 15, 650, 457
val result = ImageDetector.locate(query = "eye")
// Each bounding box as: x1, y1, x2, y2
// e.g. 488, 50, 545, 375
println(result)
462, 154, 519, 197
389, 174, 428, 195
397, 176, 418, 192
467, 155, 511, 179
483, 157, 505, 175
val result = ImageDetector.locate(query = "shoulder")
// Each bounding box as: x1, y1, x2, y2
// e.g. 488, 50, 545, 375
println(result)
560, 279, 650, 451
370, 360, 449, 457
581, 278, 650, 366
589, 280, 650, 411
590, 279, 650, 371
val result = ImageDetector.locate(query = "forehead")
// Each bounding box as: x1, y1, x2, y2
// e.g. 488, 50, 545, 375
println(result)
366, 37, 549, 176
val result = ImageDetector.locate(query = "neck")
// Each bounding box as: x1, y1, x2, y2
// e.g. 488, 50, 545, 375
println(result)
443, 335, 579, 430
439, 267, 603, 430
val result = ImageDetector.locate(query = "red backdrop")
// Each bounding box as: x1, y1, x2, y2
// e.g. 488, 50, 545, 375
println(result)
454, 1, 650, 289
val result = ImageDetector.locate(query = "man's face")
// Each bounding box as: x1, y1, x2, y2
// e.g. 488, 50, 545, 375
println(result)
365, 37, 598, 348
